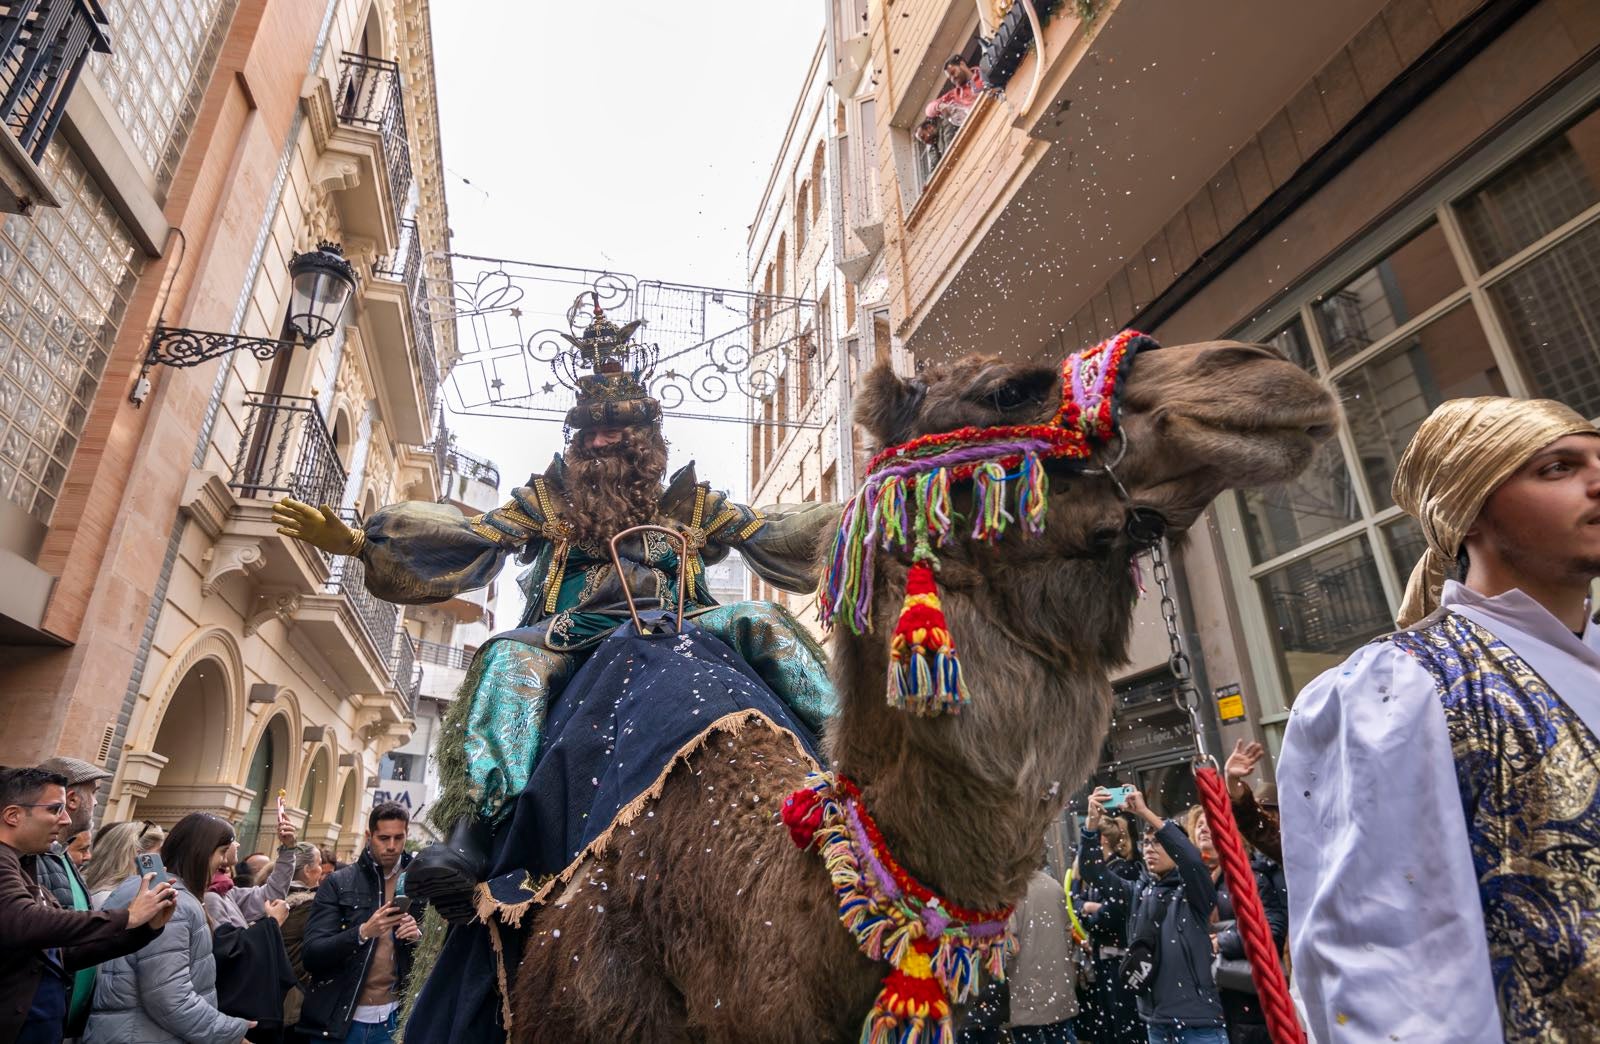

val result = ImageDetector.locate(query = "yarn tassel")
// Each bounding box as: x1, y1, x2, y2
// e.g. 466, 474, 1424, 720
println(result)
970, 462, 1013, 541
1016, 452, 1048, 535
887, 556, 969, 715
861, 939, 954, 1044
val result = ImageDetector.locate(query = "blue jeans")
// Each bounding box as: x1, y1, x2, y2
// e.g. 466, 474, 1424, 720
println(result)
342, 1011, 398, 1044
1146, 1027, 1229, 1044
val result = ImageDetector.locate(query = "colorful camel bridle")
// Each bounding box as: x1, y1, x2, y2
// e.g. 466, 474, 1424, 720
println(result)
819, 328, 1151, 716
789, 330, 1153, 1044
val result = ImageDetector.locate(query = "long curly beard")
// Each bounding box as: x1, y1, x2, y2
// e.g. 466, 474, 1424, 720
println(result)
563, 425, 669, 546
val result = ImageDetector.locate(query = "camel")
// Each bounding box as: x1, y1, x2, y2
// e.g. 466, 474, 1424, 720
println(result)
506, 338, 1336, 1041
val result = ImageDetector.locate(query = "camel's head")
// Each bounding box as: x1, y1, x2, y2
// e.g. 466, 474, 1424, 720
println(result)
854, 337, 1336, 543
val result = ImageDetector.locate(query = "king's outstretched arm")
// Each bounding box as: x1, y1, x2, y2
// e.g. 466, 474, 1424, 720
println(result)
273, 491, 546, 603
703, 494, 841, 594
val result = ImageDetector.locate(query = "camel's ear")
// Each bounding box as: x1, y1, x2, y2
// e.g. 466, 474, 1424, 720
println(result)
854, 363, 924, 446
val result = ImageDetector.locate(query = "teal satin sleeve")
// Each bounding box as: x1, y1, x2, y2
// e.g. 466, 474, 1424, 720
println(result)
688, 601, 837, 737
432, 639, 578, 827
359, 500, 518, 604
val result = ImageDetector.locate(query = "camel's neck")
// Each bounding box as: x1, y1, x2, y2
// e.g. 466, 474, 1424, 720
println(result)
824, 549, 1139, 910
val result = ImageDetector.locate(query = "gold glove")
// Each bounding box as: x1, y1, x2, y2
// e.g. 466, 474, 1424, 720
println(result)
273, 497, 365, 556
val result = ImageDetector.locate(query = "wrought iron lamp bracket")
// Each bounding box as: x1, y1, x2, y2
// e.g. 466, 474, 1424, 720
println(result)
143, 326, 302, 370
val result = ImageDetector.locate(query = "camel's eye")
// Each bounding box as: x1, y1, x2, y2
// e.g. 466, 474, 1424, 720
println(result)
988, 380, 1041, 412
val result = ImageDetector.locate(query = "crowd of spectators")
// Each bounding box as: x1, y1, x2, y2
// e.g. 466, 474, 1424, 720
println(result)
958, 740, 1289, 1044
0, 756, 419, 1044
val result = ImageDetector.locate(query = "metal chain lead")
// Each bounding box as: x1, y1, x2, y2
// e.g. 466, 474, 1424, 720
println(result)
1149, 538, 1214, 768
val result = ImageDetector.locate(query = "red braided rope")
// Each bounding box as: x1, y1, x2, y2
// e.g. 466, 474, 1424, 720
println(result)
1193, 765, 1306, 1044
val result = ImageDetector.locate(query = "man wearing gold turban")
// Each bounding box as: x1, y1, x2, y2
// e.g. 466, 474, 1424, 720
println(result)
1278, 396, 1600, 1044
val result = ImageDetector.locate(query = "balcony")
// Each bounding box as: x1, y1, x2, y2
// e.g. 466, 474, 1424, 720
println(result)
390, 631, 422, 717
180, 393, 412, 702
364, 218, 438, 442
440, 444, 502, 515
303, 51, 412, 256
417, 638, 473, 703
0, 0, 110, 213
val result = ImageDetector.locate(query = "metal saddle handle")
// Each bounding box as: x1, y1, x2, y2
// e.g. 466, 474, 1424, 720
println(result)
607, 524, 690, 635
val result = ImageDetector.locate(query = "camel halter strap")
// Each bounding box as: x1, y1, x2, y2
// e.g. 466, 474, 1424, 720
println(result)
1152, 539, 1307, 1044
818, 329, 1154, 716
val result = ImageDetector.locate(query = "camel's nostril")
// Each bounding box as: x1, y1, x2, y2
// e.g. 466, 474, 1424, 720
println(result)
1306, 423, 1335, 440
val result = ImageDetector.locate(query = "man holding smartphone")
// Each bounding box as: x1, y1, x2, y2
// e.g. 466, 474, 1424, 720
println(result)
0, 767, 176, 1044
298, 803, 417, 1043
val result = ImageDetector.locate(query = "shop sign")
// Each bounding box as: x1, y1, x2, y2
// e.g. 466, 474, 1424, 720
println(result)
374, 778, 426, 812
1215, 683, 1246, 724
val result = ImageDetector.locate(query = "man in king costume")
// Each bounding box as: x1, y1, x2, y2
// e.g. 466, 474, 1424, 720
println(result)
1278, 396, 1600, 1043
273, 302, 839, 1033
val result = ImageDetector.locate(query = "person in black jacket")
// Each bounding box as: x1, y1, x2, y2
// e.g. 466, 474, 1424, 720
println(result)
297, 804, 416, 1043
1072, 812, 1145, 1044
1081, 787, 1225, 1044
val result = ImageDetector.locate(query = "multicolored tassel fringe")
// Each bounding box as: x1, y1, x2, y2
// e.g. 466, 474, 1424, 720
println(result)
888, 557, 967, 715
818, 330, 1149, 715
780, 773, 1016, 1044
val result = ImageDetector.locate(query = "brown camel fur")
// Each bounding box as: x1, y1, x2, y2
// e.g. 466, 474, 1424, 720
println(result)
508, 340, 1336, 1042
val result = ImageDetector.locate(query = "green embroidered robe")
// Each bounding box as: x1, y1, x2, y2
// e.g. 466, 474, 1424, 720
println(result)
355, 455, 840, 823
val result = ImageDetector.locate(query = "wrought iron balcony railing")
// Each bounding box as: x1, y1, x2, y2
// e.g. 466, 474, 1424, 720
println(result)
328, 550, 400, 665
445, 446, 500, 490
416, 638, 473, 670
335, 52, 412, 224
374, 218, 440, 412
0, 0, 110, 163
229, 393, 348, 512
390, 631, 422, 714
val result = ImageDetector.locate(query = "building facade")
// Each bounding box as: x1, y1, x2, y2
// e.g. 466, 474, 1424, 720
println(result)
744, 38, 853, 630
0, 0, 462, 859
840, 0, 1600, 806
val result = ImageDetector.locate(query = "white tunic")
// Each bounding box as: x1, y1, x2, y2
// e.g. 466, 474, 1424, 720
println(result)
1278, 580, 1600, 1044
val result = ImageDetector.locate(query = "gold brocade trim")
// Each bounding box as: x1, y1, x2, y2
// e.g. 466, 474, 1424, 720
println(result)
704, 506, 741, 539
532, 477, 572, 615
469, 519, 503, 542
500, 506, 541, 533
738, 512, 767, 540
690, 484, 708, 530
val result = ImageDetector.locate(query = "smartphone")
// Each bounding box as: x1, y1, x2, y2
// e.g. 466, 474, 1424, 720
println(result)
134, 851, 174, 888
1101, 785, 1135, 810
389, 894, 413, 916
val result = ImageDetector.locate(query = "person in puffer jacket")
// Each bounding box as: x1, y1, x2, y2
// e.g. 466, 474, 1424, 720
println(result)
85, 812, 252, 1044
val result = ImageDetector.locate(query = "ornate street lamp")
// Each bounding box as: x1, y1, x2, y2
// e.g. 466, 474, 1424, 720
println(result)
132, 242, 357, 405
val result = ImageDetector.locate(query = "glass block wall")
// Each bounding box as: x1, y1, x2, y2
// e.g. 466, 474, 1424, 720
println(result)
92, 0, 237, 188
0, 141, 143, 524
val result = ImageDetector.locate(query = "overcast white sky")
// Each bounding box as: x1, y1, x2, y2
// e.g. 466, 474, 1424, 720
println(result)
429, 1, 823, 623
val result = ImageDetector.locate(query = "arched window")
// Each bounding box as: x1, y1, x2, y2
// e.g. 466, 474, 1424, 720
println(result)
811, 141, 826, 219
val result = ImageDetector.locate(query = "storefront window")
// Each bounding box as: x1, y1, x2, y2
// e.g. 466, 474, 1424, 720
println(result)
1383, 516, 1428, 589
1455, 105, 1600, 269
1314, 221, 1461, 365
1336, 304, 1506, 509
1224, 96, 1600, 715
1240, 321, 1361, 563
1259, 537, 1391, 698
1488, 218, 1600, 418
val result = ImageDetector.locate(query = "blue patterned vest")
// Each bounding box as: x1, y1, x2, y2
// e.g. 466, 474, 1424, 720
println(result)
1388, 612, 1600, 1041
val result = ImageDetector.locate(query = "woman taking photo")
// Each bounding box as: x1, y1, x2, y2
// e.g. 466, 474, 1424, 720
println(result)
81, 821, 164, 909
85, 812, 253, 1043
